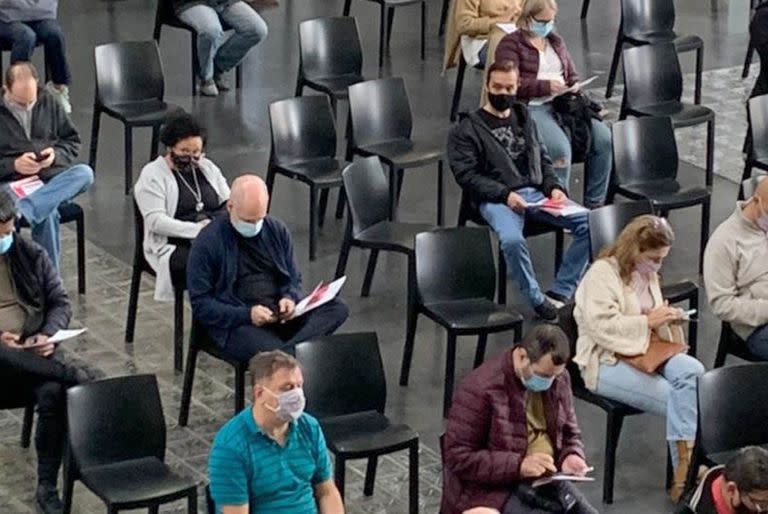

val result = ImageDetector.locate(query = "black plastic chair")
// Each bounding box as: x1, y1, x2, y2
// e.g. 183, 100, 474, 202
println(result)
610, 116, 711, 274
62, 375, 197, 514
619, 42, 715, 185
90, 41, 181, 195
587, 200, 699, 355
685, 363, 768, 493
125, 200, 186, 372
153, 0, 243, 96
16, 202, 86, 295
713, 322, 764, 368
558, 304, 672, 504
342, 0, 425, 68
742, 95, 768, 191
267, 96, 345, 262
456, 190, 564, 305
347, 77, 445, 224
742, 0, 766, 78
296, 333, 419, 513
295, 17, 365, 117
178, 319, 247, 427
605, 0, 703, 103
401, 227, 524, 417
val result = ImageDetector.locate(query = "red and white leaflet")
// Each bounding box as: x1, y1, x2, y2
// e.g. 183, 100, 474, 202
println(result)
9, 176, 44, 198
291, 276, 347, 319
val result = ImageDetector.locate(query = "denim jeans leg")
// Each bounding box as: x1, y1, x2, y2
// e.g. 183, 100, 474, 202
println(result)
584, 118, 612, 207
0, 21, 37, 62
746, 323, 768, 360
178, 5, 225, 82
30, 210, 61, 272
479, 201, 545, 308
214, 1, 268, 74
528, 104, 572, 190
658, 354, 705, 442
27, 19, 71, 85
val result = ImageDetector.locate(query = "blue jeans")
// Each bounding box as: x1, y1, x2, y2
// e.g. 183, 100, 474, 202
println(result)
11, 165, 94, 273
528, 103, 612, 207
178, 1, 268, 82
746, 323, 768, 360
479, 187, 590, 308
0, 19, 71, 85
594, 354, 705, 466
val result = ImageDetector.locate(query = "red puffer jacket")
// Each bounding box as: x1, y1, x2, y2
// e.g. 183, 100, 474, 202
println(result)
494, 30, 579, 101
441, 350, 585, 514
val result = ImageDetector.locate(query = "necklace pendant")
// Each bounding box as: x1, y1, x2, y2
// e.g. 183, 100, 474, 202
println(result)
195, 202, 204, 212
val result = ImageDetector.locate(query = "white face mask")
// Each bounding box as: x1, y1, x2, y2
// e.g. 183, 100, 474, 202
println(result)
264, 387, 305, 422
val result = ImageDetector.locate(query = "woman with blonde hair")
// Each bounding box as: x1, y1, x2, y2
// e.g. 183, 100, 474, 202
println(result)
573, 215, 705, 501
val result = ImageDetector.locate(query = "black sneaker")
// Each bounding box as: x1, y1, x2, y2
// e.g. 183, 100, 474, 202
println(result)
35, 483, 63, 514
534, 299, 559, 322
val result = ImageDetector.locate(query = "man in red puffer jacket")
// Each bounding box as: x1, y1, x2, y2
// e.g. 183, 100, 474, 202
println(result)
442, 324, 596, 514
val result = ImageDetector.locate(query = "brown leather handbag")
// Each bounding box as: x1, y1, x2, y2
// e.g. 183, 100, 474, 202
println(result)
619, 331, 688, 374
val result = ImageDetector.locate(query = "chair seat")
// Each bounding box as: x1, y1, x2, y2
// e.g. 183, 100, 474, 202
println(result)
625, 31, 702, 51
524, 219, 560, 237
357, 138, 444, 169
661, 280, 697, 304
57, 202, 83, 222
574, 387, 644, 416
320, 411, 418, 458
80, 457, 196, 507
274, 158, 345, 186
356, 221, 434, 252
630, 101, 714, 128
422, 298, 522, 332
304, 74, 365, 97
102, 100, 181, 125
619, 179, 710, 210
375, 0, 424, 5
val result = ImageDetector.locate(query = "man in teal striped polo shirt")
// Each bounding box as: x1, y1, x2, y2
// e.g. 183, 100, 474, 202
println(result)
208, 350, 344, 513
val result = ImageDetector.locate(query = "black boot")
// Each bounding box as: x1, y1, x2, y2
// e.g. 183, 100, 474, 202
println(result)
35, 482, 63, 514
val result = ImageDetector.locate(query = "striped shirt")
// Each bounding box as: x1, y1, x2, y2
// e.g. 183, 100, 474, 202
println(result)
208, 409, 332, 513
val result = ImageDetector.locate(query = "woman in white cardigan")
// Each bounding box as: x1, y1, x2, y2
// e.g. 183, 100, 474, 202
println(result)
134, 113, 230, 302
573, 215, 704, 502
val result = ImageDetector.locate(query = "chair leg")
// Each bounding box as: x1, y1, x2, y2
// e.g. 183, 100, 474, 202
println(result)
342, 0, 352, 16
439, 0, 450, 35
124, 125, 133, 195
554, 229, 564, 274
309, 186, 318, 261
605, 35, 623, 99
743, 39, 755, 79
388, 166, 397, 220
694, 46, 703, 105
705, 119, 715, 188
149, 506, 159, 514
178, 345, 199, 426
89, 108, 101, 171
76, 213, 86, 295
436, 160, 444, 225
62, 448, 75, 514
450, 58, 468, 122
699, 199, 710, 275
687, 290, 699, 358
580, 0, 591, 19
334, 456, 346, 501
473, 333, 487, 368
335, 186, 347, 219
295, 76, 304, 97
318, 188, 329, 228
363, 456, 378, 496
335, 227, 353, 279
497, 245, 507, 305
387, 8, 395, 51
150, 125, 160, 162
125, 262, 142, 343
235, 64, 243, 89
603, 411, 626, 504
409, 441, 419, 514
265, 167, 276, 211
173, 288, 185, 373
191, 34, 199, 95
360, 249, 380, 297
188, 489, 198, 514
443, 331, 457, 417
235, 364, 246, 415
400, 259, 418, 386
420, 1, 426, 61
714, 330, 729, 368
21, 404, 33, 448
378, 3, 386, 69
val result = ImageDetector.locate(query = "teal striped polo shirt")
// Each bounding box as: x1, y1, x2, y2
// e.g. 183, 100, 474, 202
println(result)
208, 408, 332, 513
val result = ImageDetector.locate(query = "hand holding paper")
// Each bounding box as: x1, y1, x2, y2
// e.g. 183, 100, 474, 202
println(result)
291, 277, 346, 319
23, 328, 87, 348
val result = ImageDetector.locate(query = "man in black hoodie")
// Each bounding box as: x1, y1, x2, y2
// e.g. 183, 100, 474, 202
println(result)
447, 60, 590, 321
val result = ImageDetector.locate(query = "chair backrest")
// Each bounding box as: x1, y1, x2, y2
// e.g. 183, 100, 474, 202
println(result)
743, 173, 768, 198
748, 94, 768, 162
612, 116, 678, 185
697, 363, 768, 456
269, 96, 337, 165
621, 0, 676, 39
348, 77, 412, 148
298, 17, 363, 80
556, 304, 588, 391
622, 42, 682, 109
415, 227, 496, 304
588, 200, 654, 260
66, 375, 166, 471
341, 156, 391, 236
94, 41, 165, 106
295, 332, 386, 418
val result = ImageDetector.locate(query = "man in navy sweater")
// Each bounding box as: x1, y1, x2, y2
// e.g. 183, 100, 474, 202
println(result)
187, 174, 348, 361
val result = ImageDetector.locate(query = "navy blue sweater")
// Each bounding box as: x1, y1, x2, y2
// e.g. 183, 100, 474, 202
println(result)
187, 215, 303, 345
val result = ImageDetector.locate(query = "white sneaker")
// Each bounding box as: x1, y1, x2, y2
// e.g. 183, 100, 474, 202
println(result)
544, 294, 565, 309
199, 80, 219, 97
45, 82, 71, 114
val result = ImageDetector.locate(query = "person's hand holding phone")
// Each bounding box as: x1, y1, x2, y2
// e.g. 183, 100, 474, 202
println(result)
277, 298, 295, 323
251, 305, 277, 326
14, 152, 42, 176
37, 147, 55, 169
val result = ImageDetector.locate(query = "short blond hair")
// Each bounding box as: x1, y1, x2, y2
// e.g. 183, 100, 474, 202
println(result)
518, 0, 558, 30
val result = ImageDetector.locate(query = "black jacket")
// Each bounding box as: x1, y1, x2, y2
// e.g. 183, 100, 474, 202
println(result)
751, 3, 768, 99
1, 234, 71, 339
447, 104, 564, 205
674, 466, 723, 514
0, 90, 81, 183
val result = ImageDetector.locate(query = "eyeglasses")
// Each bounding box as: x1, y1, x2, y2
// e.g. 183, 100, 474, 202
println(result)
744, 493, 768, 512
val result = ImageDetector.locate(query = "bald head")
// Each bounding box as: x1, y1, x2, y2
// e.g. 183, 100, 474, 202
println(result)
227, 175, 269, 226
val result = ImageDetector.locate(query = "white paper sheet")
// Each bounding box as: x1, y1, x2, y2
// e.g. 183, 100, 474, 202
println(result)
9, 177, 44, 198
528, 75, 600, 106
291, 277, 346, 319
532, 468, 595, 488
496, 22, 517, 34
24, 328, 88, 348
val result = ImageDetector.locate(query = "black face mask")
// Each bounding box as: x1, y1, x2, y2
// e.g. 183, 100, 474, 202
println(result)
170, 152, 199, 171
488, 93, 516, 112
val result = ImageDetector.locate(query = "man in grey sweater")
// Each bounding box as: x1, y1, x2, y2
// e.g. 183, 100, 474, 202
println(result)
704, 176, 768, 359
0, 0, 72, 112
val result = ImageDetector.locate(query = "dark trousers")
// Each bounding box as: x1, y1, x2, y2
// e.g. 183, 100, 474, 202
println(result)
219, 299, 349, 361
502, 482, 598, 514
169, 244, 191, 288
0, 18, 71, 85
0, 345, 80, 487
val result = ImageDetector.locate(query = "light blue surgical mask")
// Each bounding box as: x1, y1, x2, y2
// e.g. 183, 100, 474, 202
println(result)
233, 219, 264, 238
0, 233, 13, 255
530, 19, 555, 38
522, 366, 556, 392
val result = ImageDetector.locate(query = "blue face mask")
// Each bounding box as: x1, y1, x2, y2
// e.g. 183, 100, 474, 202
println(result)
522, 367, 556, 392
0, 233, 13, 255
233, 219, 264, 238
530, 19, 554, 38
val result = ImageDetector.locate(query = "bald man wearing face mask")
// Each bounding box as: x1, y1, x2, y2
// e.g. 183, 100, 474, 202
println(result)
186, 174, 348, 362
704, 177, 768, 361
